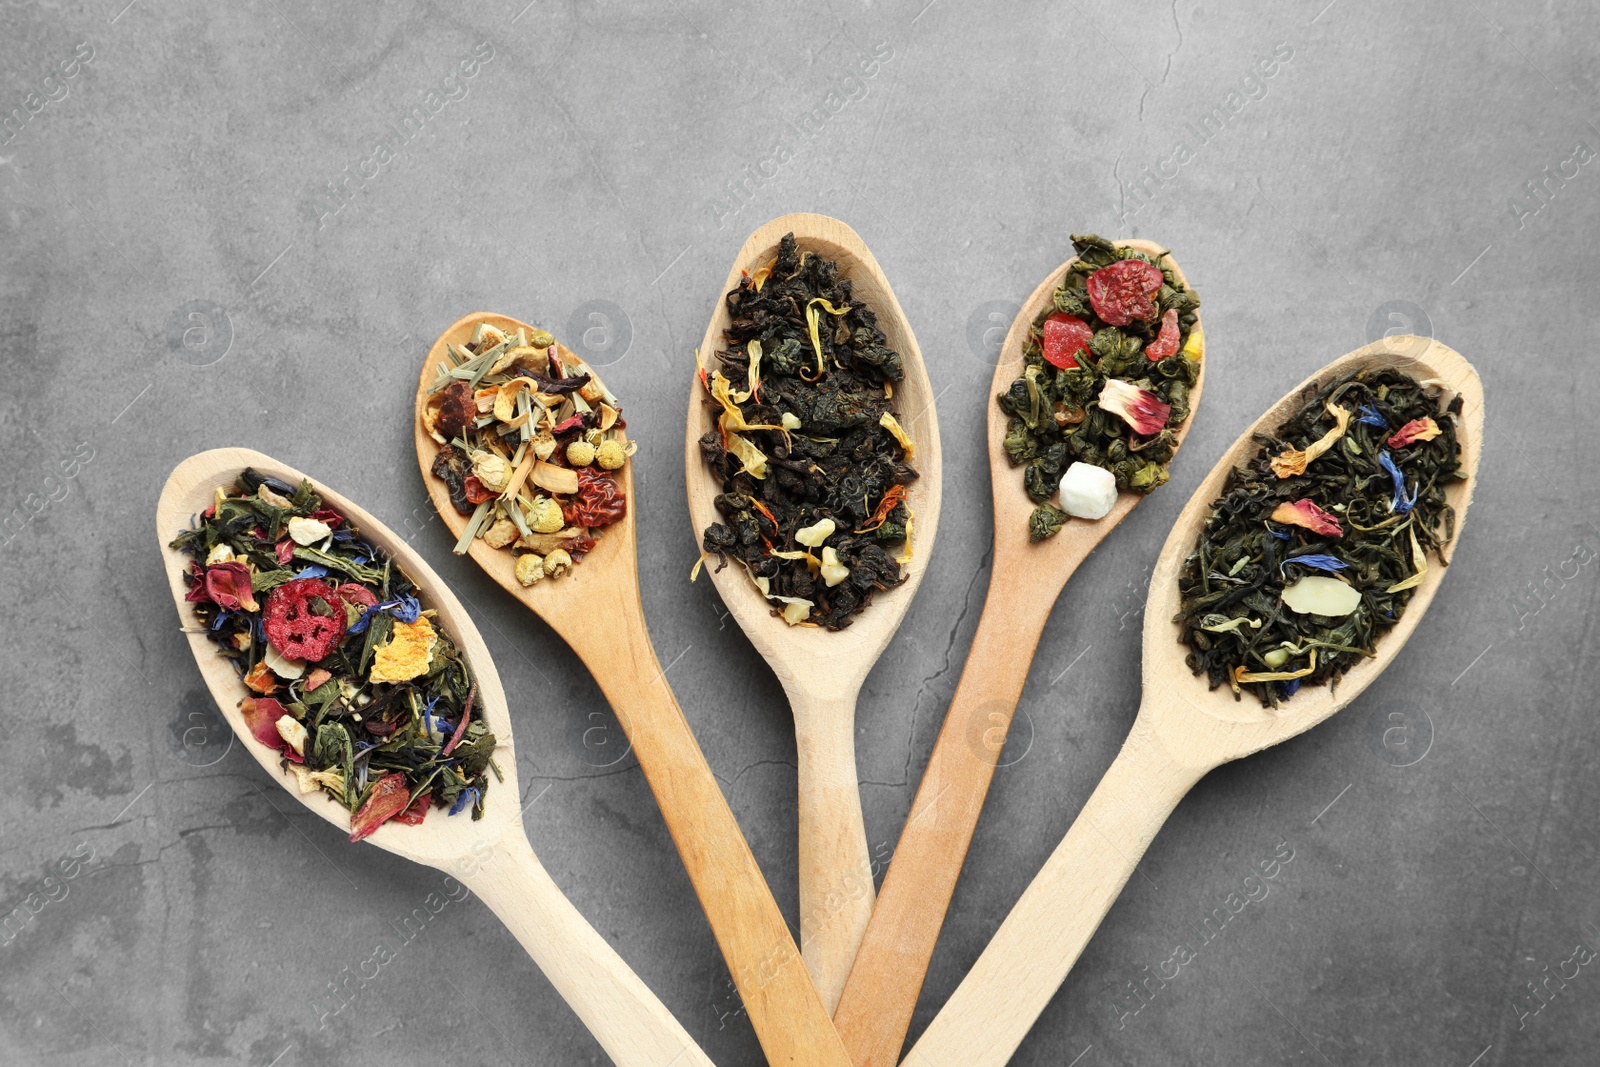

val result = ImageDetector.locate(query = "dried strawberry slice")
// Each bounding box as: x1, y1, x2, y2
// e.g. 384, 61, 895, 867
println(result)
1041, 313, 1093, 369
1086, 259, 1163, 326
263, 578, 347, 662
350, 773, 413, 841
392, 790, 432, 826
1145, 308, 1181, 359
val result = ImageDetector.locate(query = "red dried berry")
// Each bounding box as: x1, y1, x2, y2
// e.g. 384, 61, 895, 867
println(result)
263, 578, 348, 662
463, 474, 493, 505
1041, 313, 1093, 369
1145, 308, 1181, 359
561, 468, 627, 528
1086, 259, 1163, 327
350, 773, 413, 842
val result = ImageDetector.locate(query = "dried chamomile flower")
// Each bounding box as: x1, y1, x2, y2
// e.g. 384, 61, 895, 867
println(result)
471, 450, 513, 492
515, 552, 546, 586
543, 549, 573, 577
566, 440, 597, 467
595, 439, 628, 470
524, 495, 565, 533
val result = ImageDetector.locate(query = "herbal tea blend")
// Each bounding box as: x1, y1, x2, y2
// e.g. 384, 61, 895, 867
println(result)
1176, 369, 1463, 706
421, 322, 634, 585
694, 232, 918, 630
998, 234, 1202, 541
172, 470, 498, 839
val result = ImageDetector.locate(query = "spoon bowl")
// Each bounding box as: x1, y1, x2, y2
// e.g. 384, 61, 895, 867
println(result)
416, 317, 855, 1066
158, 447, 712, 1067
685, 212, 943, 1009
904, 336, 1483, 1067
834, 240, 1203, 1067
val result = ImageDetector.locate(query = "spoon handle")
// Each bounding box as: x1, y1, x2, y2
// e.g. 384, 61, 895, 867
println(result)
463, 833, 715, 1067
789, 684, 875, 1013
831, 567, 1056, 1067
578, 617, 856, 1067
903, 726, 1206, 1067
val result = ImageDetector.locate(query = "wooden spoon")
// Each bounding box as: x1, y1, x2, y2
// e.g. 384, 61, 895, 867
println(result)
157, 447, 713, 1067
415, 316, 853, 1067
901, 336, 1484, 1066
685, 212, 944, 1011
832, 240, 1203, 1066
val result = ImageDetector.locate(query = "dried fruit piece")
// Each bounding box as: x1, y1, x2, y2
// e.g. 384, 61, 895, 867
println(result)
1041, 313, 1093, 369
1086, 259, 1163, 326
1098, 379, 1172, 436
1144, 308, 1181, 359
369, 616, 437, 684
262, 578, 347, 662
435, 381, 477, 437
1269, 498, 1344, 538
349, 773, 412, 842
561, 468, 627, 528
1280, 576, 1362, 617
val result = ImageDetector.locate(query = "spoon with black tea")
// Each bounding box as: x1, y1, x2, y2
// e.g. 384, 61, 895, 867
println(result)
158, 448, 713, 1067
685, 212, 944, 1011
903, 336, 1482, 1066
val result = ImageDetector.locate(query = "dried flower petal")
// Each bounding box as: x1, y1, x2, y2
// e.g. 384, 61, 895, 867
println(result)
1270, 402, 1352, 478
1098, 379, 1172, 436
204, 561, 259, 612
240, 697, 289, 751
1387, 417, 1442, 448
1269, 498, 1344, 537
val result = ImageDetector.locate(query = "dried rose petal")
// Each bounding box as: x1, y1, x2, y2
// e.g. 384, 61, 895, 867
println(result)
350, 774, 413, 842
240, 697, 289, 751
1098, 379, 1172, 436
392, 790, 432, 826
1270, 498, 1344, 538
335, 583, 377, 611
1387, 417, 1442, 449
274, 539, 294, 565
184, 561, 211, 604
1086, 259, 1163, 326
1145, 308, 1181, 359
204, 561, 259, 612
1041, 313, 1093, 369
310, 508, 344, 529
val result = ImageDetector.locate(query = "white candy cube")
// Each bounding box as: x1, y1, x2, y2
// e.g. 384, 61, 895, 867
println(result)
1058, 462, 1118, 520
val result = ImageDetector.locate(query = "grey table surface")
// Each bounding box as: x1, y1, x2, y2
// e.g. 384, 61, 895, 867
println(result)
3, 1, 1597, 1065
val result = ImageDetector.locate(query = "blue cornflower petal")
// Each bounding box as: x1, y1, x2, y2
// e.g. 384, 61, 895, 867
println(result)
293, 564, 329, 579
1282, 553, 1349, 575
390, 595, 422, 623
449, 787, 481, 817
1279, 679, 1302, 699
1356, 405, 1387, 428
1268, 528, 1292, 541
211, 610, 234, 631
1379, 451, 1416, 515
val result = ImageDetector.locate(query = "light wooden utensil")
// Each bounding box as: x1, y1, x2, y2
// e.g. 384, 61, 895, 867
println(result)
685, 212, 944, 1012
902, 336, 1483, 1066
414, 316, 853, 1067
158, 448, 714, 1067
832, 240, 1204, 1066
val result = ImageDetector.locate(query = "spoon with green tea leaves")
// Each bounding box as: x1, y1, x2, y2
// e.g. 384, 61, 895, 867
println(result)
416, 315, 855, 1067
158, 448, 713, 1067
832, 235, 1202, 1067
685, 212, 944, 1012
901, 336, 1482, 1067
